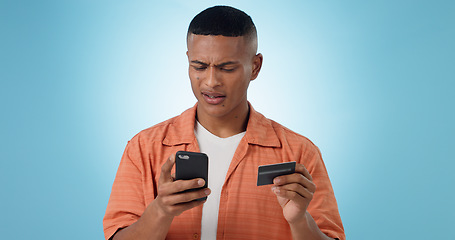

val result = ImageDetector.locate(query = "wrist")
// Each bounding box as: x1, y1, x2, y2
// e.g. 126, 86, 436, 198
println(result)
286, 209, 309, 226
147, 201, 174, 224
289, 212, 331, 240
112, 202, 174, 240
288, 211, 310, 230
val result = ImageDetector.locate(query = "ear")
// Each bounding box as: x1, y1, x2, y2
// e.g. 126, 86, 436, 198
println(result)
250, 53, 263, 80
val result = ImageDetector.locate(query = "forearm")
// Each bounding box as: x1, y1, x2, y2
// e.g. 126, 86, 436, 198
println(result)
289, 212, 334, 240
113, 202, 173, 240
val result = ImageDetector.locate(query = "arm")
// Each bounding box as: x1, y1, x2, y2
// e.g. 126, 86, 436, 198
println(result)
112, 155, 211, 240
288, 212, 335, 240
272, 164, 335, 240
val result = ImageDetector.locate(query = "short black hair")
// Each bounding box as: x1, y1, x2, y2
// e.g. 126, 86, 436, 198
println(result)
188, 6, 257, 40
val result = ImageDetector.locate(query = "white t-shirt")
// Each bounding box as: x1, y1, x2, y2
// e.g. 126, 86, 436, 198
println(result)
194, 121, 245, 240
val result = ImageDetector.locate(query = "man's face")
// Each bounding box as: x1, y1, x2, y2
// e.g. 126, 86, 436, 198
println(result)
187, 34, 262, 120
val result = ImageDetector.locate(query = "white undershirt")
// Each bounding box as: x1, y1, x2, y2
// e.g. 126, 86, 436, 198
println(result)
195, 121, 245, 240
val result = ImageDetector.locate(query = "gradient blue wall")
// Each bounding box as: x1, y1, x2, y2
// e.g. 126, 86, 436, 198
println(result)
1, 1, 454, 239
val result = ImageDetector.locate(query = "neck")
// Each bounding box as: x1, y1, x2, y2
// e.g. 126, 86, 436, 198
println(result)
196, 103, 249, 138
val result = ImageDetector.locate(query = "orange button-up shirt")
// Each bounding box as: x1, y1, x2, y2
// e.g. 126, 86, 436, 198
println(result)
103, 103, 345, 240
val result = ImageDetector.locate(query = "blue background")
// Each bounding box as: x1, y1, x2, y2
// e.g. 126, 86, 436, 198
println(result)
1, 1, 454, 239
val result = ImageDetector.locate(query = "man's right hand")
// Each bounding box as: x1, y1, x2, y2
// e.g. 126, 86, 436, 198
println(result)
151, 154, 211, 218
113, 154, 210, 240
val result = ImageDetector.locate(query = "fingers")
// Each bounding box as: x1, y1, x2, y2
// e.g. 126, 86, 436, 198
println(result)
164, 196, 206, 216
295, 163, 313, 181
158, 178, 206, 196
159, 155, 175, 185
272, 183, 313, 202
273, 164, 315, 192
158, 187, 211, 216
272, 163, 316, 201
155, 153, 211, 217
274, 173, 316, 193
162, 188, 211, 206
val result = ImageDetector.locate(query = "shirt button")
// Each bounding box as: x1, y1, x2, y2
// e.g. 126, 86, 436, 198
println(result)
193, 233, 199, 239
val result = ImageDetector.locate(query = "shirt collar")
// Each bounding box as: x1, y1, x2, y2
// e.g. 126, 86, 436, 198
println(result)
163, 102, 281, 148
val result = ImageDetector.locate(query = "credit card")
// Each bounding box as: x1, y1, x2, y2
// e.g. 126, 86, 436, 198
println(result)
257, 162, 296, 186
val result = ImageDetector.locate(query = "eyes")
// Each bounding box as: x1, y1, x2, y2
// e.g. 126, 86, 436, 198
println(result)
191, 64, 237, 73
192, 66, 207, 71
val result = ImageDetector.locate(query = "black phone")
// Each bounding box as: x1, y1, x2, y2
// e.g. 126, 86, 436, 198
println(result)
175, 151, 209, 201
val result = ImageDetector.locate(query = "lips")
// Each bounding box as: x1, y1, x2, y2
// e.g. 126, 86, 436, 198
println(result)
201, 91, 226, 105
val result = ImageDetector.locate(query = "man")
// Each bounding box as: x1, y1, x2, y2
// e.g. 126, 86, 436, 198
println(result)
103, 6, 345, 240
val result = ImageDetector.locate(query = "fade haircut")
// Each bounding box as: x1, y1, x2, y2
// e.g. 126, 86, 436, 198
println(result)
187, 6, 258, 53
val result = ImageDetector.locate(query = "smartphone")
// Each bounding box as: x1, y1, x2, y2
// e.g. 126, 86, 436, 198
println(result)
175, 151, 209, 201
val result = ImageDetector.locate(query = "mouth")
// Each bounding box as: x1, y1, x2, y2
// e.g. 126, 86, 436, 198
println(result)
201, 91, 226, 104
202, 91, 225, 98
203, 93, 224, 99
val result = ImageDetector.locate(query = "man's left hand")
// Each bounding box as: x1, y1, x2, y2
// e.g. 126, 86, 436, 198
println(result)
272, 163, 316, 224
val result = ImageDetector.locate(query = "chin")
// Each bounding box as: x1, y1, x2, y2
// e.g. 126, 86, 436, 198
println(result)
198, 102, 231, 118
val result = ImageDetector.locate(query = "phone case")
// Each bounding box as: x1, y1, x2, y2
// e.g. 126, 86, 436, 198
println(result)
175, 151, 209, 200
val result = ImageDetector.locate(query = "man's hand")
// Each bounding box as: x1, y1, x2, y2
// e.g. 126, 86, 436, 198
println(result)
271, 163, 316, 224
113, 154, 211, 240
151, 154, 211, 219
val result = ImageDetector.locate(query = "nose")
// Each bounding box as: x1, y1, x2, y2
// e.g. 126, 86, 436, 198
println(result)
204, 66, 221, 88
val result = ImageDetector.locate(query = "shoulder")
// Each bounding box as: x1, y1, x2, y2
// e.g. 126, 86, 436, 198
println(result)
265, 119, 327, 176
268, 118, 322, 160
248, 105, 321, 156
132, 116, 178, 143
272, 120, 318, 148
129, 105, 196, 146
129, 115, 189, 152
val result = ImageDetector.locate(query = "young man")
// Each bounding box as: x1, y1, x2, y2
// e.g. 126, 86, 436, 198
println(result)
103, 6, 345, 240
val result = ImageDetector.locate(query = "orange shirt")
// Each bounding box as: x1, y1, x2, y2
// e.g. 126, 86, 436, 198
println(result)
103, 103, 345, 240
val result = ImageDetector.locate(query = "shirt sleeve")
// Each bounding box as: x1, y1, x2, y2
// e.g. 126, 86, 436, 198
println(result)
103, 138, 148, 240
304, 146, 346, 240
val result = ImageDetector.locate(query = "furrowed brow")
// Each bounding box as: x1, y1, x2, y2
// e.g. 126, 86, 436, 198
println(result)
190, 60, 208, 66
